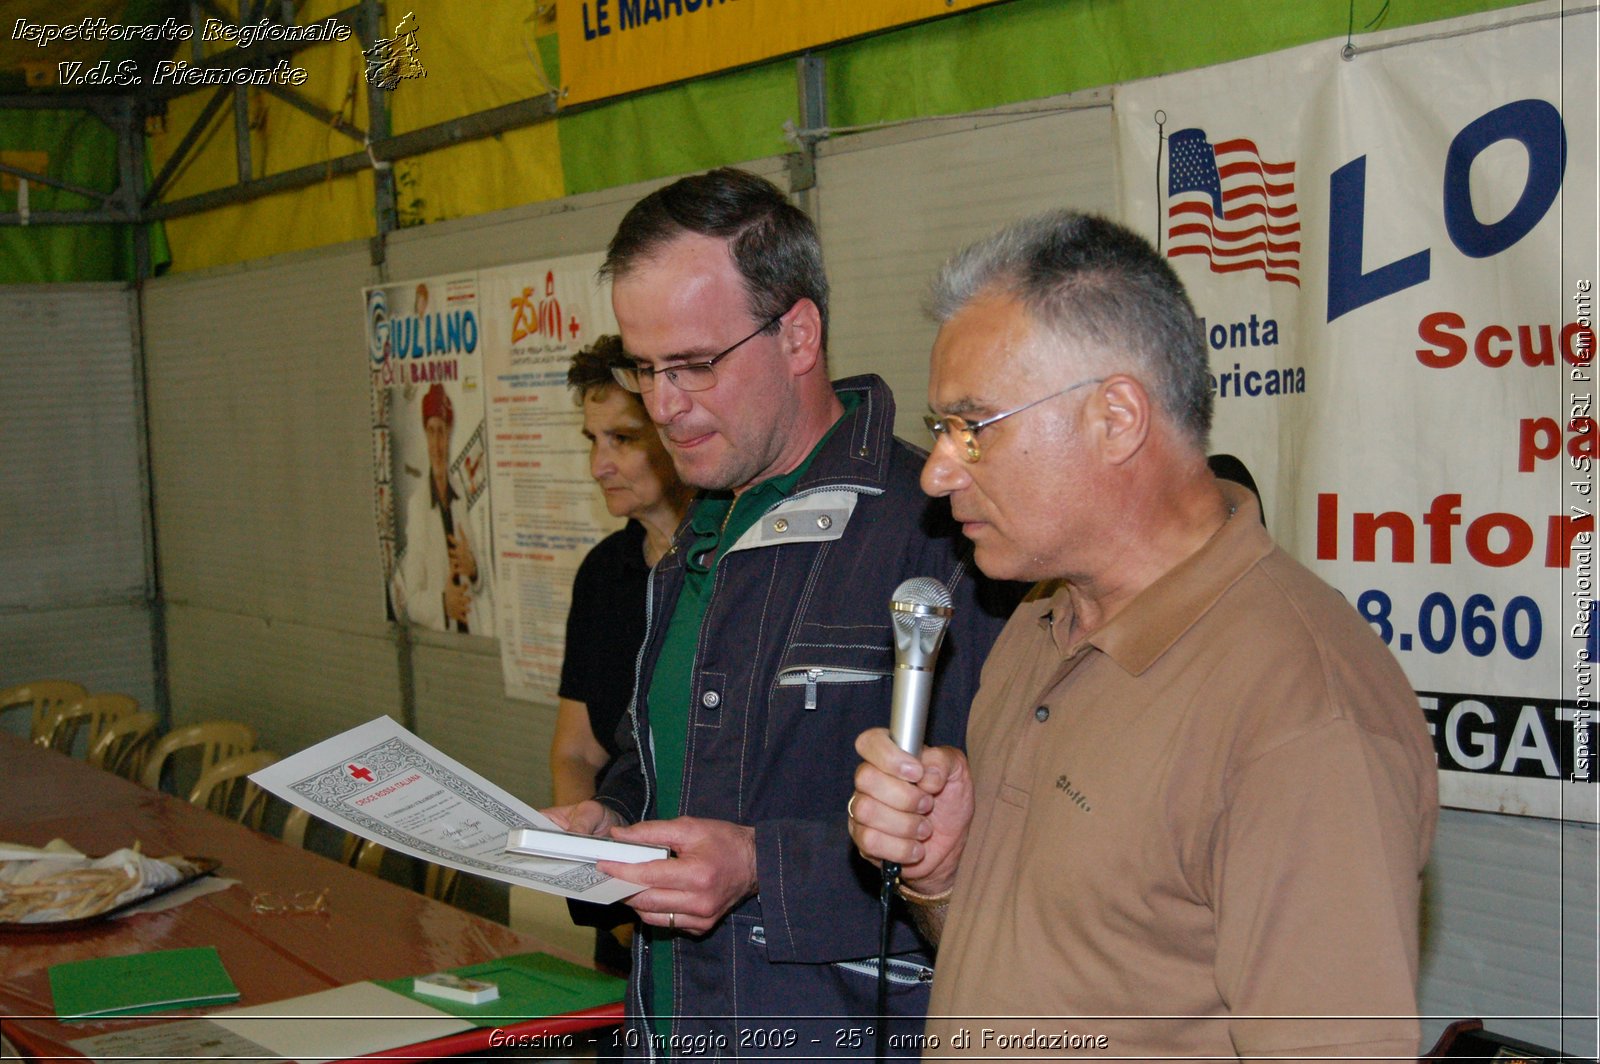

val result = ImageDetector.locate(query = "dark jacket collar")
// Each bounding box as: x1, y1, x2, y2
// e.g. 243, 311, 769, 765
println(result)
662, 374, 900, 571
784, 373, 898, 496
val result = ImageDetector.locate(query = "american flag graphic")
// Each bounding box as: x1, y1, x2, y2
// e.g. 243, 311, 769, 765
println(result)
1166, 127, 1300, 286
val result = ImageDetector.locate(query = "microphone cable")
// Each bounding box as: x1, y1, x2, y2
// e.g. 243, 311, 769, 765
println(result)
875, 859, 901, 1063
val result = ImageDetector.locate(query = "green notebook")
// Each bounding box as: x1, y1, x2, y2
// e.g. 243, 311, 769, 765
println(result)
377, 952, 623, 1026
49, 946, 241, 1021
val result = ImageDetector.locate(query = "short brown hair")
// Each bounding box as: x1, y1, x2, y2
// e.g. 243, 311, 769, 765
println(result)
599, 168, 829, 352
567, 334, 629, 405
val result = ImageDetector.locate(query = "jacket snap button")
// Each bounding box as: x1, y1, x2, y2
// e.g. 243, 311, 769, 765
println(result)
816, 514, 832, 530
1034, 705, 1050, 722
702, 690, 721, 708
773, 518, 789, 533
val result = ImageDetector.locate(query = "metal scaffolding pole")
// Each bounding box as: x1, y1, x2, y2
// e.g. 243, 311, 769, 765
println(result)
790, 52, 827, 216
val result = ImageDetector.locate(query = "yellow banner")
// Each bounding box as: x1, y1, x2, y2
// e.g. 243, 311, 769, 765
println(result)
558, 0, 1006, 106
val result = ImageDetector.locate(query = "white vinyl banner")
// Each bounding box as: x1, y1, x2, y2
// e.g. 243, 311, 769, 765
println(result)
480, 253, 622, 703
1116, 3, 1597, 821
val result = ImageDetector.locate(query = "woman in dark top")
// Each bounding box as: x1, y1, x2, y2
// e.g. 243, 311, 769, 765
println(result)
554, 335, 690, 973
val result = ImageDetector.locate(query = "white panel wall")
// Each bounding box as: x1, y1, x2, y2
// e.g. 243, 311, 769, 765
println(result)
0, 283, 157, 723
141, 243, 397, 757
411, 634, 552, 806
816, 93, 1117, 439
1421, 810, 1598, 1054
162, 606, 400, 761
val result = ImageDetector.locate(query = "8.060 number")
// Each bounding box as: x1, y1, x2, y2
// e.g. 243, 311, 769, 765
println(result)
1357, 589, 1541, 660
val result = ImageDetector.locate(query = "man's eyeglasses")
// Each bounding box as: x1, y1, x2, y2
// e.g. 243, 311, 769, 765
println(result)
924, 376, 1104, 463
612, 309, 787, 394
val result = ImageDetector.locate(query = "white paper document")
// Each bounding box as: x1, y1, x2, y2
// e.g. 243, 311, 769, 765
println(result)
71, 984, 469, 1064
251, 716, 647, 903
70, 1017, 279, 1064
212, 982, 471, 1064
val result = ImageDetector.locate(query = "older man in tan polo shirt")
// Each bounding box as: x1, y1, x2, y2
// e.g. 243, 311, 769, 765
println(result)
848, 210, 1437, 1063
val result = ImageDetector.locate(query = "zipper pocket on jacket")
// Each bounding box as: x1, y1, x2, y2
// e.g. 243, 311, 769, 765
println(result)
776, 665, 889, 711
749, 925, 932, 986
834, 957, 934, 986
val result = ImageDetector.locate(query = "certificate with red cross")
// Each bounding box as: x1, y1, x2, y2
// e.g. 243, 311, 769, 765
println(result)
252, 716, 646, 903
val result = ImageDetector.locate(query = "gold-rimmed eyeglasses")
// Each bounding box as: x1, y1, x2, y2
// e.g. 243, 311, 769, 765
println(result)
612, 308, 788, 394
924, 376, 1104, 463
249, 888, 330, 915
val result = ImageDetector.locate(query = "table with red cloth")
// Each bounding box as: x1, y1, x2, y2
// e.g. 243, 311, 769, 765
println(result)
0, 733, 622, 1061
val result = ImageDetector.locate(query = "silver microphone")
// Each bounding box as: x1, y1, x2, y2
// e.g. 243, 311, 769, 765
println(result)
888, 577, 955, 755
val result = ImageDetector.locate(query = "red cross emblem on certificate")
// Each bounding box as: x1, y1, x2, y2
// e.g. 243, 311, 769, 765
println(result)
347, 763, 375, 782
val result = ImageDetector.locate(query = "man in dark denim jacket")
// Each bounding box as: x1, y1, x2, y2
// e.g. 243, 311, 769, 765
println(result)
546, 169, 1013, 1057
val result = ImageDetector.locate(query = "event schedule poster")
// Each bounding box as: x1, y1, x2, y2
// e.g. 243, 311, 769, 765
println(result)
364, 273, 496, 637
479, 253, 623, 702
251, 716, 646, 903
1116, 1, 1597, 821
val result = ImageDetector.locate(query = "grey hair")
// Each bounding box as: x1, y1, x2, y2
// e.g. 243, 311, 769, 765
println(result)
928, 210, 1212, 449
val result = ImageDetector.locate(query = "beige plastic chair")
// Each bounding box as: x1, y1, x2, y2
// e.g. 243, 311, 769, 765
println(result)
188, 750, 281, 828
34, 693, 141, 757
281, 805, 315, 848
352, 839, 460, 903
140, 720, 256, 795
282, 806, 364, 864
0, 681, 88, 739
281, 808, 458, 903
87, 711, 161, 780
